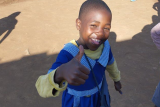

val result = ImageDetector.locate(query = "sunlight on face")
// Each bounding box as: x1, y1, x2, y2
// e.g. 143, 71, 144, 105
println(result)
77, 9, 112, 51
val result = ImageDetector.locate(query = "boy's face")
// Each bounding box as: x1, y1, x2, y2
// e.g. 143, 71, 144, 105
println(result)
76, 9, 112, 51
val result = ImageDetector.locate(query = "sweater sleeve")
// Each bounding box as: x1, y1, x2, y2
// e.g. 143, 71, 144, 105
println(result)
106, 60, 121, 82
35, 68, 68, 98
106, 48, 121, 82
35, 50, 73, 98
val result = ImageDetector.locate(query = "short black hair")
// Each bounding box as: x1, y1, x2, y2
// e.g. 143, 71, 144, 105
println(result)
78, 0, 111, 19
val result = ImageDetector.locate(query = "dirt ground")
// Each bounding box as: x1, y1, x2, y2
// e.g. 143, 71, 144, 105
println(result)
0, 0, 160, 107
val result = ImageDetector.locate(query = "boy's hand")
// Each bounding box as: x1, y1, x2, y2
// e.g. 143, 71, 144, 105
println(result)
114, 81, 122, 94
55, 45, 90, 86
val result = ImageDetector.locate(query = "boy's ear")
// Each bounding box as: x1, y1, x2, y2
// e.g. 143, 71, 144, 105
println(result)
76, 18, 81, 30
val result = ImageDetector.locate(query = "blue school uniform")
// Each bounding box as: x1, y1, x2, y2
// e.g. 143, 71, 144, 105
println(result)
48, 40, 114, 107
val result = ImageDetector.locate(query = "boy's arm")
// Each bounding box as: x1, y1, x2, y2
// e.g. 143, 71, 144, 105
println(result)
35, 46, 90, 98
106, 60, 122, 94
35, 50, 71, 98
106, 48, 120, 82
106, 60, 120, 82
35, 69, 68, 98
106, 48, 122, 94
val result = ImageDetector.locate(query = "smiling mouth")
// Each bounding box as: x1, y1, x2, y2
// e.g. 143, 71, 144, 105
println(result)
91, 38, 101, 45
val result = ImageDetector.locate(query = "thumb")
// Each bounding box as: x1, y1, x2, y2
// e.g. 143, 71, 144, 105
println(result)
75, 45, 84, 61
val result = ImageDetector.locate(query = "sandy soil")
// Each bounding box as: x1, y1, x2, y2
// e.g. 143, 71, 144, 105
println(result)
0, 0, 28, 5
0, 0, 160, 107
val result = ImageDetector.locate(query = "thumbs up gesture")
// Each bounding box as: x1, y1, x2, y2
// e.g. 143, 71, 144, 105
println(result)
54, 45, 90, 86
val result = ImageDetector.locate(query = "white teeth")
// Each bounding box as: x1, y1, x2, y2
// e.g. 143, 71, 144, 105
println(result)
91, 33, 97, 38
92, 38, 100, 43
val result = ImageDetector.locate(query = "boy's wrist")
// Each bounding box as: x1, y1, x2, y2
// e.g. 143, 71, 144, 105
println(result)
54, 67, 64, 84
114, 81, 120, 83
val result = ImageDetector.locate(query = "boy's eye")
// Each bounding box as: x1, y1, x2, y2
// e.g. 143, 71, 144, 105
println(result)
90, 25, 97, 28
104, 28, 110, 31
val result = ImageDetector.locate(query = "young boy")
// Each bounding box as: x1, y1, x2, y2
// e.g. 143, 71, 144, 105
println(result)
36, 0, 122, 107
151, 22, 160, 107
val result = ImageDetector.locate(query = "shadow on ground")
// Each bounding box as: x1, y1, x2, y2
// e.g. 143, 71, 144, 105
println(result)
107, 2, 160, 106
0, 12, 21, 44
0, 21, 160, 106
0, 53, 63, 107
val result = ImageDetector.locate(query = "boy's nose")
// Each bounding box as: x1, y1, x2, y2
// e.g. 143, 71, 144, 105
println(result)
96, 27, 104, 36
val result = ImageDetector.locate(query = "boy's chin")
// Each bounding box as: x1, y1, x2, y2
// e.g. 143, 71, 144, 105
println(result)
88, 46, 99, 51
